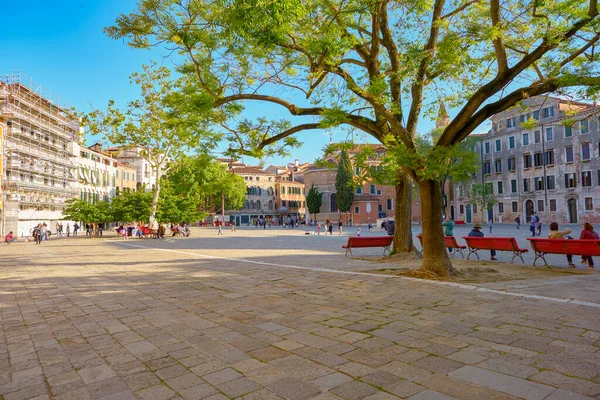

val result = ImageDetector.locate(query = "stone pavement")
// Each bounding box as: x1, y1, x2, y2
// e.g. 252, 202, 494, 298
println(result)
1, 229, 600, 400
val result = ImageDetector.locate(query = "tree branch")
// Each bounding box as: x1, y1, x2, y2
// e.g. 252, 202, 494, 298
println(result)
442, 0, 480, 19
406, 0, 446, 135
379, 1, 402, 120
490, 0, 508, 74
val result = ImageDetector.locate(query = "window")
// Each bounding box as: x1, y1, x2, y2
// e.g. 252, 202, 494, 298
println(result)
507, 118, 515, 128
496, 121, 502, 131
354, 166, 361, 175
458, 185, 464, 197
565, 125, 573, 137
544, 150, 555, 166
387, 198, 393, 210
495, 139, 502, 152
356, 186, 362, 194
511, 179, 517, 193
498, 202, 504, 214
522, 133, 530, 146
497, 181, 503, 194
582, 171, 592, 187
534, 130, 541, 144
537, 199, 545, 212
330, 193, 337, 212
354, 206, 360, 214
378, 204, 383, 212
581, 119, 589, 134
534, 177, 545, 191
483, 161, 491, 175
484, 142, 490, 154
565, 173, 577, 188
582, 143, 591, 160
542, 106, 554, 118
495, 159, 502, 173
509, 136, 515, 149
533, 153, 543, 167
512, 201, 518, 213
523, 154, 532, 168
550, 199, 557, 211
585, 197, 593, 211
281, 186, 285, 194
508, 157, 516, 171
485, 182, 493, 194
545, 127, 553, 141
376, 189, 382, 195
565, 146, 574, 163
370, 184, 376, 194
256, 176, 260, 181
533, 110, 540, 120
473, 204, 478, 214
546, 175, 556, 190
523, 178, 531, 192
460, 204, 464, 214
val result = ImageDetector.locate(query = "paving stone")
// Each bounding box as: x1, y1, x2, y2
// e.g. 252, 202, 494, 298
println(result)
410, 356, 464, 374
135, 384, 176, 400
286, 332, 338, 349
202, 368, 242, 385
543, 389, 595, 400
361, 371, 401, 388
408, 390, 458, 400
330, 380, 379, 399
122, 372, 160, 392
241, 388, 286, 400
272, 340, 305, 351
267, 377, 321, 400
336, 362, 377, 378
529, 371, 600, 397
77, 364, 117, 385
446, 350, 487, 365
216, 377, 262, 397
449, 366, 555, 400
164, 373, 204, 391
310, 372, 353, 390
385, 380, 426, 398
178, 383, 218, 400
476, 357, 539, 378
378, 361, 433, 383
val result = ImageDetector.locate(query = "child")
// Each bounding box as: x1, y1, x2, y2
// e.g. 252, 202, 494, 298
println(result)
317, 223, 321, 235
356, 227, 361, 237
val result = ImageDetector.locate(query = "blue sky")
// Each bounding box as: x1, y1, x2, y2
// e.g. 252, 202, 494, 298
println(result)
1, 0, 478, 167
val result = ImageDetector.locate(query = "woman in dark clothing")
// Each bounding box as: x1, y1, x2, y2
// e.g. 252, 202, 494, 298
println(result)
580, 222, 599, 269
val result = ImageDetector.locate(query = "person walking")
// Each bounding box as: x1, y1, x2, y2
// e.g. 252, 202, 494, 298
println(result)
580, 223, 599, 269
98, 223, 103, 237
338, 220, 343, 235
73, 223, 79, 236
548, 222, 575, 268
328, 220, 334, 236
536, 216, 543, 236
468, 224, 497, 260
66, 223, 71, 237
442, 217, 455, 254
217, 221, 223, 235
529, 213, 537, 237
515, 215, 521, 229
34, 224, 42, 245
317, 223, 321, 235
41, 223, 48, 241
231, 221, 236, 232
56, 223, 61, 237
488, 219, 493, 234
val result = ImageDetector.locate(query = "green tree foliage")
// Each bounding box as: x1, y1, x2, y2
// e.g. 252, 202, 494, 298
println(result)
85, 63, 216, 222
107, 0, 600, 276
62, 199, 114, 237
166, 155, 247, 213
335, 148, 354, 216
111, 190, 153, 223
306, 183, 323, 220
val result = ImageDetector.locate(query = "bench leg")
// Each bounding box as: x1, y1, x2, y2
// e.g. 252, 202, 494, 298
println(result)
456, 248, 465, 258
467, 249, 479, 260
383, 246, 390, 256
532, 252, 547, 267
345, 248, 352, 257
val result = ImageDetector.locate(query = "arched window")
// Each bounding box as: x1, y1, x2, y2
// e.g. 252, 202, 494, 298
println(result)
258, 187, 262, 195
250, 200, 255, 209
269, 200, 273, 210
256, 200, 261, 210
330, 193, 338, 212
282, 186, 286, 194
244, 200, 249, 209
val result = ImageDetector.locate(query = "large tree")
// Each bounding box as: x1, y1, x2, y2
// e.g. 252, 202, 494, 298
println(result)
108, 0, 600, 276
335, 148, 354, 222
86, 63, 214, 222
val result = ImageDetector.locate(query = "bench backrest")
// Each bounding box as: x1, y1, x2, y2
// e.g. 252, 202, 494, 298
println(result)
528, 238, 600, 256
347, 236, 393, 248
444, 236, 462, 248
462, 236, 522, 251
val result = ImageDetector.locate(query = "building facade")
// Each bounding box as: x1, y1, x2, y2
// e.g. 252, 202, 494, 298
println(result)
0, 73, 79, 236
452, 96, 600, 224
107, 146, 160, 191
76, 143, 119, 202
225, 166, 276, 226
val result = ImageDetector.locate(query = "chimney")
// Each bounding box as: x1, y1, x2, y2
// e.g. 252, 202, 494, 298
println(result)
295, 159, 299, 168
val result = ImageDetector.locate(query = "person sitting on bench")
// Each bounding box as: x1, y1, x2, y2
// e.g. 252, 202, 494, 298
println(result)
468, 224, 496, 260
548, 222, 575, 268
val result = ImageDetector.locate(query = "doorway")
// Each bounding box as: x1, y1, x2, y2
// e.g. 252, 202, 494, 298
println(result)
487, 206, 494, 223
466, 204, 472, 223
525, 200, 534, 222
450, 205, 455, 220
568, 198, 578, 223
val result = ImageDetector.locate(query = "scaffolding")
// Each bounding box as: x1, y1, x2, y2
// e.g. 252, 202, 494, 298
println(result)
0, 71, 80, 235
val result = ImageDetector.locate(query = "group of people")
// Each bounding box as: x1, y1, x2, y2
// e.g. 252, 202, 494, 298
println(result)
318, 219, 342, 235
442, 216, 598, 268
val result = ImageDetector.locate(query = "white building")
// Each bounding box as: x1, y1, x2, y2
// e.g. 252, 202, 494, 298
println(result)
107, 146, 161, 191
74, 143, 119, 202
0, 72, 79, 236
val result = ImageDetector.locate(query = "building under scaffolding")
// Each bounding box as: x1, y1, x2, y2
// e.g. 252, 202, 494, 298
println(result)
0, 72, 80, 236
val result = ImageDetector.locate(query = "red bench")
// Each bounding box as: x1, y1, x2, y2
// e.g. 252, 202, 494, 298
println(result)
342, 236, 393, 257
416, 235, 467, 258
462, 236, 529, 263
527, 238, 600, 266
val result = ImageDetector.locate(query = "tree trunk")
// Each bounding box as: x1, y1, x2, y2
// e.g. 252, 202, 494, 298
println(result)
418, 179, 458, 277
393, 172, 415, 253
150, 166, 161, 222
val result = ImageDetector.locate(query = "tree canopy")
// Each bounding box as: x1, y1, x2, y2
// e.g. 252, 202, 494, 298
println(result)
306, 183, 323, 220
335, 148, 354, 215
106, 0, 600, 276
